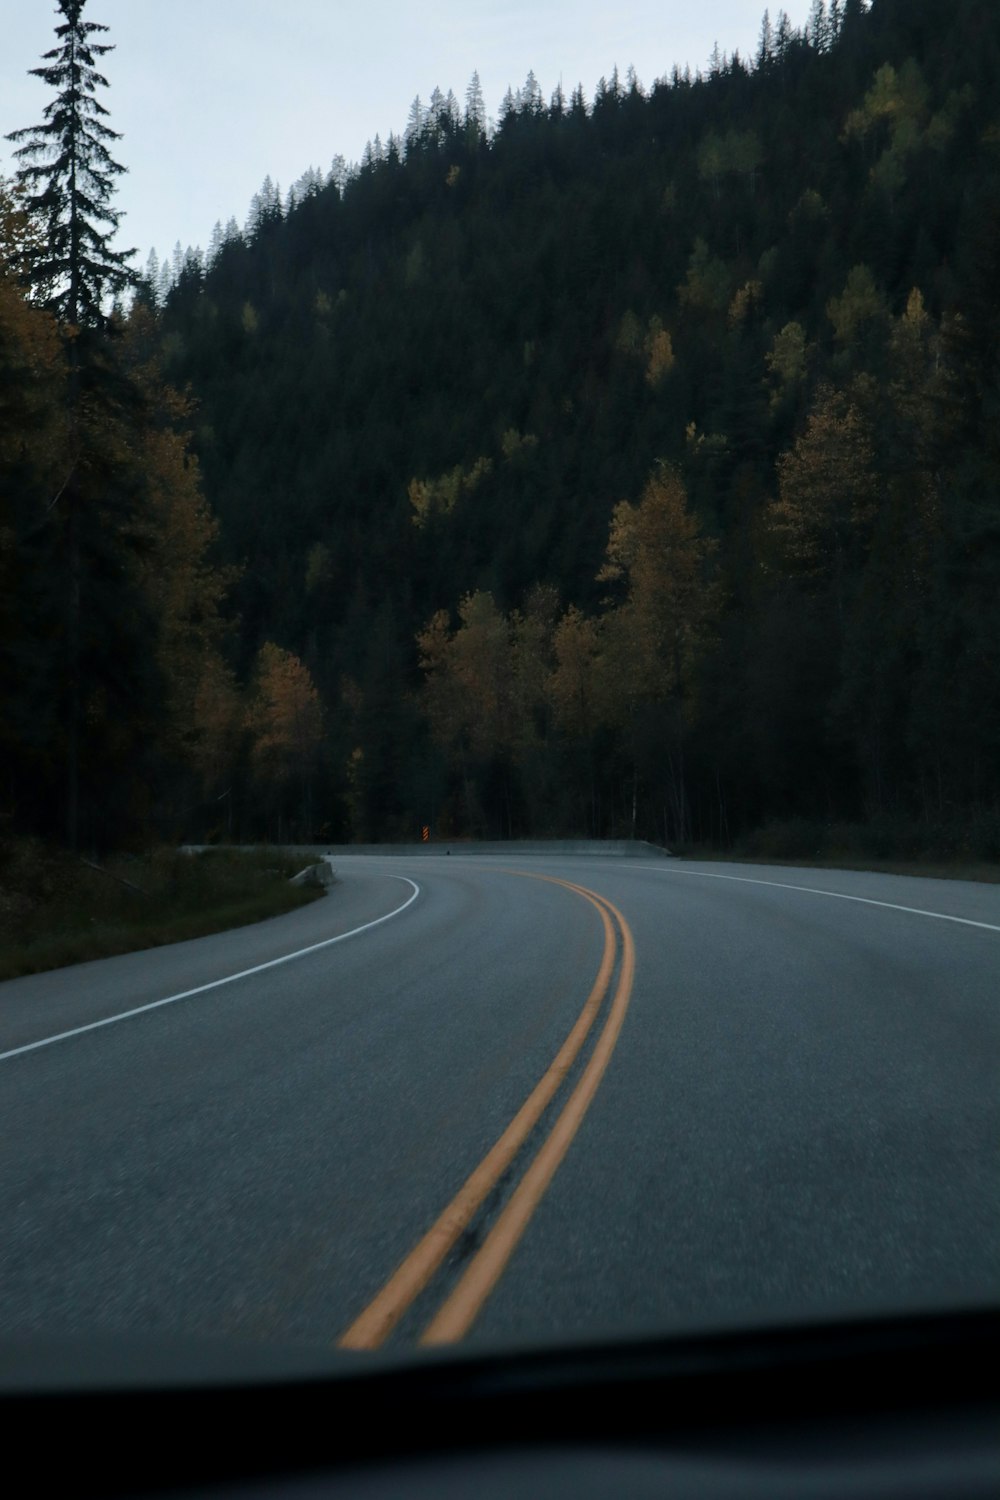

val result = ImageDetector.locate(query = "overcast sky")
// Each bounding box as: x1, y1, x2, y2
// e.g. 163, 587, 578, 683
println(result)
4, 1, 809, 269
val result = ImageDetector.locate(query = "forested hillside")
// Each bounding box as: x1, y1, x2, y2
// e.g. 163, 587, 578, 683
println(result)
5, 0, 1000, 855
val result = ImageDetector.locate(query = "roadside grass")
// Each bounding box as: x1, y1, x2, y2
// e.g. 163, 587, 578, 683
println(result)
678, 848, 1000, 883
0, 842, 326, 982
676, 815, 1000, 883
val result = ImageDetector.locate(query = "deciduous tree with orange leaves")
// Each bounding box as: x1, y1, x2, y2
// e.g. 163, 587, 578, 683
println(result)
598, 462, 718, 716
246, 642, 324, 839
766, 378, 878, 611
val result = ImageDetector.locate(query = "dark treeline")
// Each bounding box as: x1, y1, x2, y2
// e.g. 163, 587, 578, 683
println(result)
2, 0, 234, 852
5, 0, 1000, 855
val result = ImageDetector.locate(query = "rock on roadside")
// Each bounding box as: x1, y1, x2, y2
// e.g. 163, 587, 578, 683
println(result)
289, 862, 337, 889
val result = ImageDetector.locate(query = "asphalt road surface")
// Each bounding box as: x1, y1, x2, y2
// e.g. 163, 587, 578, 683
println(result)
1, 855, 997, 1352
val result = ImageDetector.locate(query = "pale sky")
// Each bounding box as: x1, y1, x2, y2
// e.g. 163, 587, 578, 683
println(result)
3, 2, 810, 269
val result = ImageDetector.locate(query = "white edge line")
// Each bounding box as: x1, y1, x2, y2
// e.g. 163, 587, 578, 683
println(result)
0, 876, 421, 1064
621, 864, 1000, 934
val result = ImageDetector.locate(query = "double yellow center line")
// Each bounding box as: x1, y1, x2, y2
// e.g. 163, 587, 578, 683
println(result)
339, 872, 636, 1349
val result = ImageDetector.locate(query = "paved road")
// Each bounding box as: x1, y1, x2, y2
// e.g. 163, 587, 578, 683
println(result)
1, 856, 996, 1351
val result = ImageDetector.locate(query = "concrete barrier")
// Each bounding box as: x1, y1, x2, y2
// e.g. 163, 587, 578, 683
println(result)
182, 840, 672, 860
289, 861, 337, 887
283, 839, 672, 859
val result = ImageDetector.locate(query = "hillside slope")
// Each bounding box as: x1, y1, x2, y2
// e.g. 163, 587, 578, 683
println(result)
160, 0, 1000, 851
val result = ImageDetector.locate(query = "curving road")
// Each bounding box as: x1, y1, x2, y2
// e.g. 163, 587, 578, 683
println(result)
1, 854, 997, 1350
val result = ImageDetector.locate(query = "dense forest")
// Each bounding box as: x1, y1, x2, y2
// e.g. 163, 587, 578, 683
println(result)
3, 0, 1000, 856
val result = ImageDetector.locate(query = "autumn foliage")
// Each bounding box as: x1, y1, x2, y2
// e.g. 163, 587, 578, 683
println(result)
7, 0, 1000, 856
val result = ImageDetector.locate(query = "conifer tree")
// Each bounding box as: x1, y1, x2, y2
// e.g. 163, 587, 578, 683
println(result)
6, 0, 137, 325
757, 10, 774, 70
809, 0, 831, 51
405, 96, 425, 151
465, 71, 486, 133
7, 4, 147, 847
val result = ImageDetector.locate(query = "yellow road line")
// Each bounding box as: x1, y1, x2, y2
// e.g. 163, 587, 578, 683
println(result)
338, 877, 616, 1350
420, 886, 635, 1344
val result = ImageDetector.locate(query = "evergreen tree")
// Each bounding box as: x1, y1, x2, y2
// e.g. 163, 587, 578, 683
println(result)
521, 70, 543, 114
809, 0, 831, 51
208, 220, 224, 265
465, 71, 486, 132
144, 247, 160, 303
405, 96, 425, 151
427, 86, 446, 142
6, 0, 137, 325
7, 4, 148, 847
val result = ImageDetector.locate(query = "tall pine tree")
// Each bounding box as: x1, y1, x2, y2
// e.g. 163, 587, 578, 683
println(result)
6, 0, 137, 326
6, 2, 145, 847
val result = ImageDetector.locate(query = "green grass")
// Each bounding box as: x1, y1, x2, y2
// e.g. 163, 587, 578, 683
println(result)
678, 847, 1000, 883
0, 842, 327, 981
676, 814, 1000, 883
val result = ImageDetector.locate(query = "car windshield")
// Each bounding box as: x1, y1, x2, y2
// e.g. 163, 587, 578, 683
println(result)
1, 0, 997, 1370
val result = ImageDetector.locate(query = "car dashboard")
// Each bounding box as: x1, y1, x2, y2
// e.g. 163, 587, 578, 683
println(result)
2, 1305, 997, 1498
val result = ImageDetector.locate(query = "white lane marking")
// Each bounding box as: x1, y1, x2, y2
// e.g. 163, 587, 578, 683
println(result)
621, 865, 1000, 934
0, 877, 420, 1064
